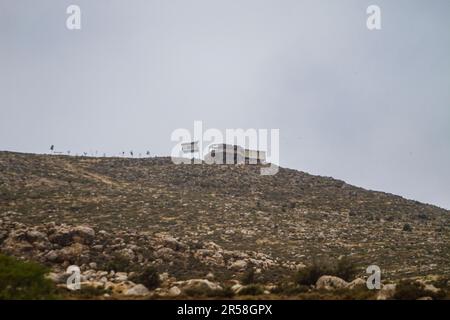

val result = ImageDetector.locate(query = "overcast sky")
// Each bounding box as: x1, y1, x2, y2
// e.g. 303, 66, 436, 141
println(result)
1, 0, 449, 209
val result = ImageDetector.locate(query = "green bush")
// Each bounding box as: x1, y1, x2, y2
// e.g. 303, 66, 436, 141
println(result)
0, 254, 57, 300
132, 266, 160, 290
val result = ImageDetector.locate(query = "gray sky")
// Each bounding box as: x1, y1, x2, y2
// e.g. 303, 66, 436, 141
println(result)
1, 0, 449, 209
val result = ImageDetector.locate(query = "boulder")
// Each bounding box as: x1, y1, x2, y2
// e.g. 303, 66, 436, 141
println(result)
25, 230, 47, 243
124, 284, 150, 296
72, 226, 95, 244
167, 286, 181, 297
44, 250, 59, 262
348, 278, 366, 289
377, 284, 396, 300
49, 225, 95, 246
57, 243, 86, 262
46, 272, 69, 284
316, 275, 349, 290
114, 272, 128, 282
231, 283, 244, 294
229, 260, 247, 270
179, 279, 222, 293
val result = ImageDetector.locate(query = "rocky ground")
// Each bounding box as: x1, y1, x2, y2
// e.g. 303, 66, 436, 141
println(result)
0, 151, 449, 299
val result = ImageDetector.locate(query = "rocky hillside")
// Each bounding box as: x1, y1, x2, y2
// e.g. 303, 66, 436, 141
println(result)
0, 151, 449, 298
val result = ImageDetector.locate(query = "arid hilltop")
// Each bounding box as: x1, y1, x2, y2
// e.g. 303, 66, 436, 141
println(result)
0, 151, 449, 298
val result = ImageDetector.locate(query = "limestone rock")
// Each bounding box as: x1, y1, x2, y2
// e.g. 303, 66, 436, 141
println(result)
124, 284, 150, 296
316, 275, 349, 290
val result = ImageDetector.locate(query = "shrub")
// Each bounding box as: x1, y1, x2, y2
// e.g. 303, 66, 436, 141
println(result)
295, 261, 333, 286
402, 223, 413, 232
103, 255, 132, 272
271, 283, 309, 296
208, 286, 235, 298
241, 268, 256, 285
393, 280, 428, 300
0, 254, 57, 299
238, 284, 264, 296
393, 280, 444, 300
132, 266, 160, 290
69, 285, 110, 299
334, 258, 359, 282
295, 258, 359, 285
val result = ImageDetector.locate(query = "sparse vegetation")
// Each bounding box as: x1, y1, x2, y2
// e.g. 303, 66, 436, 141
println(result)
0, 152, 449, 300
238, 284, 264, 296
295, 258, 359, 285
0, 254, 57, 300
295, 260, 333, 286
270, 282, 309, 296
393, 280, 428, 300
334, 258, 359, 282
241, 268, 256, 285
132, 266, 161, 290
103, 255, 133, 273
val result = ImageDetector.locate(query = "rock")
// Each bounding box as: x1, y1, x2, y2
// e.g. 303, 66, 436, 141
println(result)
48, 225, 95, 246
124, 284, 150, 296
118, 248, 135, 260
57, 243, 86, 262
417, 296, 433, 300
159, 272, 169, 282
44, 250, 59, 262
46, 272, 68, 284
81, 281, 105, 290
348, 278, 366, 289
72, 226, 95, 244
231, 283, 244, 294
0, 230, 8, 242
89, 262, 97, 269
229, 260, 247, 270
424, 284, 440, 294
26, 230, 47, 243
48, 229, 73, 246
167, 286, 181, 297
155, 247, 175, 260
316, 275, 349, 290
159, 235, 185, 251
115, 272, 128, 282
206, 272, 215, 280
92, 245, 104, 251
377, 284, 396, 300
179, 279, 222, 292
